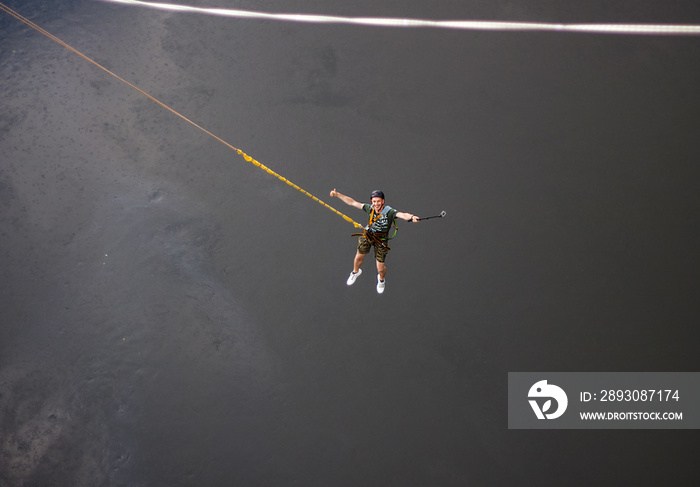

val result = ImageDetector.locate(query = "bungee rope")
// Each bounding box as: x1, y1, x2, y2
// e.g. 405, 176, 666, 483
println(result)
0, 2, 365, 231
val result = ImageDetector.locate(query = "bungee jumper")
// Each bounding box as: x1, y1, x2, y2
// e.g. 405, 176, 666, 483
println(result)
0, 4, 447, 296
330, 189, 420, 294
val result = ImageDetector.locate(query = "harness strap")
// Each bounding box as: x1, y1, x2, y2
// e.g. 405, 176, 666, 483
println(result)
372, 208, 398, 242
369, 207, 382, 227
351, 230, 391, 250
356, 206, 397, 249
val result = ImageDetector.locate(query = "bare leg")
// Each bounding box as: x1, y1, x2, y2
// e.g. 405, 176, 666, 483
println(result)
376, 260, 386, 281
353, 252, 366, 273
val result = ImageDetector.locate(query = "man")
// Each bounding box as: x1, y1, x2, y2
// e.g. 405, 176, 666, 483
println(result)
329, 189, 419, 294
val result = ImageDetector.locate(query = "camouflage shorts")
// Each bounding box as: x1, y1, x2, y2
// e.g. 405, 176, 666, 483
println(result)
357, 234, 390, 263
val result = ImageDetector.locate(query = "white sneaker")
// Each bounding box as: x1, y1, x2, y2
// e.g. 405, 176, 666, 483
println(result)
346, 269, 362, 285
376, 275, 386, 294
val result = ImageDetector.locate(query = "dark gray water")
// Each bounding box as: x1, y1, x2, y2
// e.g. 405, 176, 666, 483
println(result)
2, 1, 700, 485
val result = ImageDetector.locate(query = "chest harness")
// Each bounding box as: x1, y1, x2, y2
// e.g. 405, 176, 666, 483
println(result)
350, 205, 398, 250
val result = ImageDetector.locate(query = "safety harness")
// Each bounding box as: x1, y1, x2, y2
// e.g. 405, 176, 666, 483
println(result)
350, 205, 398, 250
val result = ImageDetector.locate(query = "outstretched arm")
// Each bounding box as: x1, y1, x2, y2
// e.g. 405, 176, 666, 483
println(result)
330, 189, 364, 210
397, 211, 420, 223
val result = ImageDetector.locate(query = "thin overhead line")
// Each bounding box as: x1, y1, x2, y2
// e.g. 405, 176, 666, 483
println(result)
103, 0, 700, 35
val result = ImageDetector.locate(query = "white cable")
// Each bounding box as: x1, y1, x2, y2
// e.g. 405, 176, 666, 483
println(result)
102, 0, 700, 35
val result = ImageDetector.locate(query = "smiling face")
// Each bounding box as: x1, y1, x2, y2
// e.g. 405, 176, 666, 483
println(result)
371, 196, 385, 212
